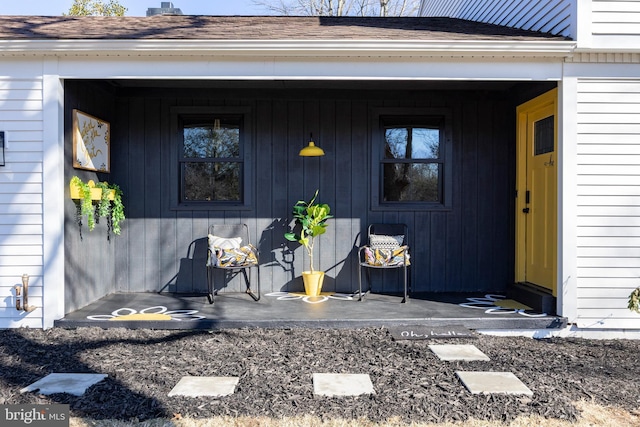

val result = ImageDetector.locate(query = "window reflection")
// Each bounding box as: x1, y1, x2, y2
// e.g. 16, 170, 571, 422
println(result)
381, 117, 444, 203
180, 116, 242, 203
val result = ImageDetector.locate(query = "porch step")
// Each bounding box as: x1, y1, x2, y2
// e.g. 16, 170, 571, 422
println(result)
507, 282, 556, 315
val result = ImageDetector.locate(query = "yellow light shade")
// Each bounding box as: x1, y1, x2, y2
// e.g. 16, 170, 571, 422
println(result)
299, 141, 325, 157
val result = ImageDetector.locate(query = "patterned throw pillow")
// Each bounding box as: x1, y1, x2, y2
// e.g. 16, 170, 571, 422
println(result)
214, 244, 258, 268
208, 234, 242, 250
369, 234, 404, 250
364, 246, 410, 267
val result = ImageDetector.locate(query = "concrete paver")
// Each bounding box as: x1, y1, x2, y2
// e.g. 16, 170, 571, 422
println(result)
429, 344, 490, 361
456, 371, 533, 396
313, 373, 374, 397
168, 376, 239, 397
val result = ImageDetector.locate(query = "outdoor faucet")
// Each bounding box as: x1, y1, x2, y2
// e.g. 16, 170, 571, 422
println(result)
14, 274, 36, 312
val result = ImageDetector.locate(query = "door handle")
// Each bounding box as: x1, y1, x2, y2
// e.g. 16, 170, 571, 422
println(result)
522, 208, 530, 214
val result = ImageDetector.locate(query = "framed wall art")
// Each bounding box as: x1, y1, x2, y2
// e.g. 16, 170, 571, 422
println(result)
72, 109, 110, 172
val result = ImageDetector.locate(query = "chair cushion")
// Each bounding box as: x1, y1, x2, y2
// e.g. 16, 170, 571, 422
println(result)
211, 244, 258, 268
369, 234, 404, 250
208, 234, 242, 249
364, 246, 410, 267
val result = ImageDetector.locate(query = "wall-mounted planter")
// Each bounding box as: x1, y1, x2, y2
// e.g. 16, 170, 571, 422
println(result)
70, 179, 115, 201
70, 176, 124, 240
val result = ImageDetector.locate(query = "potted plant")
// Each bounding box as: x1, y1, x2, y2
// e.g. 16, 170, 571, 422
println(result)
70, 176, 125, 240
629, 287, 640, 313
284, 189, 332, 296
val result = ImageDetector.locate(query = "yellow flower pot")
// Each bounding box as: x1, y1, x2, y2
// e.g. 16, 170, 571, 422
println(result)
70, 179, 115, 201
302, 271, 325, 297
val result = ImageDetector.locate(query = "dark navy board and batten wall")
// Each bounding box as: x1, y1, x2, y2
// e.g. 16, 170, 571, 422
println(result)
63, 80, 552, 313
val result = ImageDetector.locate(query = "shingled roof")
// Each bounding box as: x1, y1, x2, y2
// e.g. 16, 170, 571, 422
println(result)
0, 16, 569, 41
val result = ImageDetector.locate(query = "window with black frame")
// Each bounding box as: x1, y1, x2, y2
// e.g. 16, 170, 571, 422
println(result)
380, 115, 445, 204
179, 115, 243, 204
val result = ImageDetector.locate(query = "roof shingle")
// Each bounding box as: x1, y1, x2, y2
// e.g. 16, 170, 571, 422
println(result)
0, 16, 569, 41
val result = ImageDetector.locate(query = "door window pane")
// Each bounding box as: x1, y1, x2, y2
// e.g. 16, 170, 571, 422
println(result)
534, 115, 554, 155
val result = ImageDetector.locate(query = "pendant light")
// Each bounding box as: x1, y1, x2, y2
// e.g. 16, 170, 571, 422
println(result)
299, 133, 325, 157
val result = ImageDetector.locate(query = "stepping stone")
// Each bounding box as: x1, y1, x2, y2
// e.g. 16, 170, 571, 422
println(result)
313, 373, 374, 397
456, 371, 533, 396
168, 376, 239, 397
429, 344, 490, 361
20, 373, 107, 396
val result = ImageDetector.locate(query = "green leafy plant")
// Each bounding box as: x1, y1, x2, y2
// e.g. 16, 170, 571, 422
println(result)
109, 183, 125, 236
284, 189, 332, 273
71, 176, 95, 238
71, 176, 125, 240
629, 287, 640, 314
94, 181, 125, 240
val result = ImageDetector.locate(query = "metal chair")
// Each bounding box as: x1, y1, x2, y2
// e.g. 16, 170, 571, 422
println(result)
357, 223, 410, 303
206, 224, 260, 304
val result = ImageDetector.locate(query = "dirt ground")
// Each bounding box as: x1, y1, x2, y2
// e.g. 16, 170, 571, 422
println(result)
1, 327, 639, 425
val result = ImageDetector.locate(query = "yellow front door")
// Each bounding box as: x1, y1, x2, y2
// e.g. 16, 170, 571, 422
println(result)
515, 89, 557, 295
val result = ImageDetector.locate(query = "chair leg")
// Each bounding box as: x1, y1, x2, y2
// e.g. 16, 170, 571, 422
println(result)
206, 267, 215, 304
401, 264, 408, 303
358, 265, 372, 301
242, 268, 260, 301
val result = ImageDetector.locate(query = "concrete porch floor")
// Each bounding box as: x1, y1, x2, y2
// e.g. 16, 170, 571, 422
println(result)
54, 291, 567, 330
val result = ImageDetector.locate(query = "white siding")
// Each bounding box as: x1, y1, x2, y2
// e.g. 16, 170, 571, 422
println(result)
420, 0, 574, 37
575, 78, 640, 329
582, 0, 640, 51
0, 61, 45, 329
592, 0, 640, 35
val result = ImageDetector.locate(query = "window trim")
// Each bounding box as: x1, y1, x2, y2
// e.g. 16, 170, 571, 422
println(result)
170, 106, 253, 211
371, 107, 453, 211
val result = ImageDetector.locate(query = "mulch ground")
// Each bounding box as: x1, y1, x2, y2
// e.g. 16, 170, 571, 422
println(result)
0, 327, 639, 424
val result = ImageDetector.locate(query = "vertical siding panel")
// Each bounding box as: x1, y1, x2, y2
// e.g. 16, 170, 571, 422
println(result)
287, 100, 305, 289
476, 99, 495, 289
352, 100, 374, 290
335, 100, 355, 292
175, 211, 194, 293
144, 97, 162, 292
114, 97, 130, 293
159, 98, 178, 293
127, 97, 147, 293
445, 100, 464, 291
319, 99, 337, 291
461, 100, 479, 289
256, 99, 274, 292
414, 211, 431, 291
271, 99, 289, 292
430, 212, 447, 290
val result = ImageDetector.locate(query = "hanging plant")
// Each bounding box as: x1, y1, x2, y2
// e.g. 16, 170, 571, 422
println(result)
70, 176, 125, 241
70, 176, 95, 239
109, 183, 125, 237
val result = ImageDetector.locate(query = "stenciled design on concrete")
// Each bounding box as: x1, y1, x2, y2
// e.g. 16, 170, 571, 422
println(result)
86, 305, 207, 321
459, 294, 548, 317
265, 291, 356, 304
